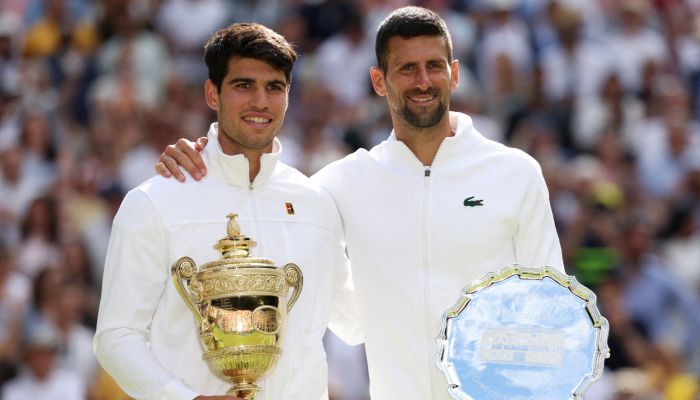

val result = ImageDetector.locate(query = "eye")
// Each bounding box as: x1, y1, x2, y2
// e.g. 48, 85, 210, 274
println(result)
428, 61, 444, 70
267, 83, 285, 92
235, 82, 253, 89
400, 64, 416, 72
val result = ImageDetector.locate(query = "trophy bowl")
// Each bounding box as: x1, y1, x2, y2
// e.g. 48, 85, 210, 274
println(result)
172, 214, 303, 399
436, 265, 609, 400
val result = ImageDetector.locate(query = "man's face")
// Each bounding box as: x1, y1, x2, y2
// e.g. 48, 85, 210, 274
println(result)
371, 35, 458, 129
205, 57, 289, 155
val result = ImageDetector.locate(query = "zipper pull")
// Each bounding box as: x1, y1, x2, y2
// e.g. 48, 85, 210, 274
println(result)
424, 168, 431, 177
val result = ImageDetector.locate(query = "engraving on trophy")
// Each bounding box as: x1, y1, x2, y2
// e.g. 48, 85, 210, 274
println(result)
172, 214, 303, 399
479, 328, 565, 366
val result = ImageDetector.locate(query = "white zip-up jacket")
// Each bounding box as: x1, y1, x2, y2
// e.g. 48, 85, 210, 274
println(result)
94, 123, 360, 400
312, 112, 564, 400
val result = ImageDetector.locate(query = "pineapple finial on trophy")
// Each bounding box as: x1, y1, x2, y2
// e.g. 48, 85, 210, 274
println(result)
227, 213, 241, 237
215, 213, 256, 258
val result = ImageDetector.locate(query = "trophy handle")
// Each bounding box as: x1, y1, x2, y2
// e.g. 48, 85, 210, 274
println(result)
171, 257, 203, 324
283, 263, 303, 313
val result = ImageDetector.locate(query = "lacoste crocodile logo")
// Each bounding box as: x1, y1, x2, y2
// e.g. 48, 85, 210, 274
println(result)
463, 196, 484, 207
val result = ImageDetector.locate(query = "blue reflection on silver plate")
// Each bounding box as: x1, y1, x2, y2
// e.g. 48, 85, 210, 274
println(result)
437, 265, 609, 400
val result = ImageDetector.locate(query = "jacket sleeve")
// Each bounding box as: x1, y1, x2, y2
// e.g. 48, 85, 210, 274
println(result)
93, 189, 199, 400
326, 195, 364, 346
514, 161, 565, 272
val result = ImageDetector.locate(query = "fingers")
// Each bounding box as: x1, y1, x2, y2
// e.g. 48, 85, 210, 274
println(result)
173, 138, 207, 178
154, 161, 172, 178
156, 137, 208, 181
158, 153, 186, 182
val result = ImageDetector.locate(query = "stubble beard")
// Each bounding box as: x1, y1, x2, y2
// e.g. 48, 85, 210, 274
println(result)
398, 89, 447, 128
219, 123, 276, 153
400, 101, 446, 128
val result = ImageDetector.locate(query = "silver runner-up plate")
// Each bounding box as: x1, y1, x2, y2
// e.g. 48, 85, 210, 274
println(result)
436, 265, 609, 400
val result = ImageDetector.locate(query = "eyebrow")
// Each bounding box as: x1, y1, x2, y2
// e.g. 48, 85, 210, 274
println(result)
396, 58, 447, 68
227, 77, 287, 87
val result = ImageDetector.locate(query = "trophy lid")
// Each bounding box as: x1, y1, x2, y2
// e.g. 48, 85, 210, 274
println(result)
207, 213, 275, 268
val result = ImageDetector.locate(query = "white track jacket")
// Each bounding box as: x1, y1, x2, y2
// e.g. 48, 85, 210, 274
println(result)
312, 112, 564, 400
94, 123, 359, 400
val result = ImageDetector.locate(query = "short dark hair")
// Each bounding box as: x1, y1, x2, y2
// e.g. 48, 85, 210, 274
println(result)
375, 7, 453, 72
204, 23, 297, 92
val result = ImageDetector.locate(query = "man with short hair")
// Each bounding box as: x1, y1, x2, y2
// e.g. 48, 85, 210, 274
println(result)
159, 7, 563, 399
95, 22, 359, 400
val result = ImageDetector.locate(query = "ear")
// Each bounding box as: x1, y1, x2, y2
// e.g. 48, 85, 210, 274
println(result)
204, 79, 219, 111
370, 66, 387, 97
450, 59, 460, 92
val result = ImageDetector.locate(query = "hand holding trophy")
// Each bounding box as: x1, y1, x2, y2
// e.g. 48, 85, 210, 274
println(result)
172, 214, 303, 399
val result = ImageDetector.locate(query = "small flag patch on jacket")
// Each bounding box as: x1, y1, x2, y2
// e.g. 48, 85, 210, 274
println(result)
285, 202, 295, 215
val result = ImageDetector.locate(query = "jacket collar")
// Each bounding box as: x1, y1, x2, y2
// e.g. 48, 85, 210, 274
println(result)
374, 111, 482, 172
202, 123, 281, 188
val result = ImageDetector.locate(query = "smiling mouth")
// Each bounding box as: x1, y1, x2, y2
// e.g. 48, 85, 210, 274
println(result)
243, 116, 272, 124
408, 95, 437, 103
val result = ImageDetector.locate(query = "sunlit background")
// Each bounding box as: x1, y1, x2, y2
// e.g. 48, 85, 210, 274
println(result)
0, 0, 699, 399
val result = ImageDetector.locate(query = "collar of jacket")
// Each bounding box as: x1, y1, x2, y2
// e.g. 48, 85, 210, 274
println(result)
202, 122, 281, 188
374, 111, 481, 173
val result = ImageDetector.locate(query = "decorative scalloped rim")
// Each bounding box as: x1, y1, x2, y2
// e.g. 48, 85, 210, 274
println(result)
435, 264, 610, 400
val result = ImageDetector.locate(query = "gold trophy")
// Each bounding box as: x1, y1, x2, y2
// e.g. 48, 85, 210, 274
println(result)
171, 213, 303, 399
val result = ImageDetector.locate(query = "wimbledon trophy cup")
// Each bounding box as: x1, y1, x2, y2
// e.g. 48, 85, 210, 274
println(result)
171, 213, 303, 399
437, 265, 609, 400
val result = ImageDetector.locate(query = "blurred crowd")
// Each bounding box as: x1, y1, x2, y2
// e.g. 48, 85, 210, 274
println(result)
0, 0, 699, 399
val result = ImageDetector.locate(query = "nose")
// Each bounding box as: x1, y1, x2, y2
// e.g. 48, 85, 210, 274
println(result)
250, 87, 269, 109
414, 67, 431, 91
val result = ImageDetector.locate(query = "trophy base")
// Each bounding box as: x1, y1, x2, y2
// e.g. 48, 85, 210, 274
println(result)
227, 383, 261, 400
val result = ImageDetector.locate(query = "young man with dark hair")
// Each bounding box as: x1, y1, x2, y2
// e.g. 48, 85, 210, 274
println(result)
95, 23, 359, 400
158, 7, 563, 399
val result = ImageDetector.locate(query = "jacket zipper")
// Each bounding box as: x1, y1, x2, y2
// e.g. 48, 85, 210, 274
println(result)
421, 166, 438, 397
248, 183, 262, 254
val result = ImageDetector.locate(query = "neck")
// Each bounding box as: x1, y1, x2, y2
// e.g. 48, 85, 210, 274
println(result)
393, 114, 454, 166
217, 131, 271, 183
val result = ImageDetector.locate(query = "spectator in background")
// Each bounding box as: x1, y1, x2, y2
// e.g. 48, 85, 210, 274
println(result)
607, 0, 669, 95
316, 9, 373, 108
46, 278, 98, 388
631, 76, 700, 197
16, 195, 61, 279
674, 13, 700, 118
661, 204, 700, 295
573, 71, 643, 153
155, 0, 230, 82
95, 2, 169, 108
478, 0, 533, 137
613, 220, 700, 371
0, 85, 22, 150
1, 323, 85, 400
19, 111, 57, 185
0, 238, 29, 388
0, 146, 51, 247
0, 13, 22, 99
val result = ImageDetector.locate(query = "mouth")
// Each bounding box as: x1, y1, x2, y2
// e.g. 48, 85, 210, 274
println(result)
407, 92, 438, 105
242, 115, 273, 127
